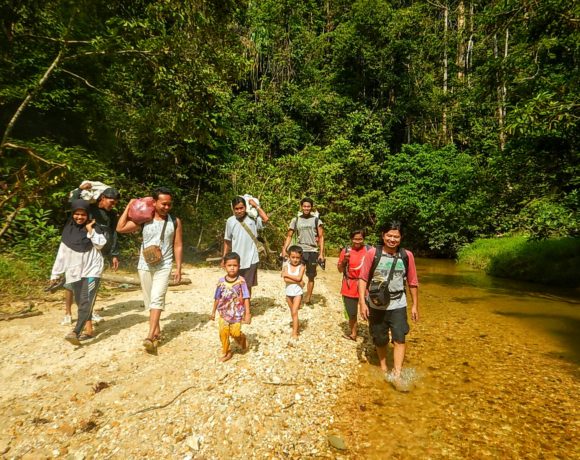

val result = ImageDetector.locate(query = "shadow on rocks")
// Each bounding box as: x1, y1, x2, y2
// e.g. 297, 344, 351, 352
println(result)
98, 300, 144, 317
89, 313, 148, 345
161, 311, 212, 345
251, 296, 278, 317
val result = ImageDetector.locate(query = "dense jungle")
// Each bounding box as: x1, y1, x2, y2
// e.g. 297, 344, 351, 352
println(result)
1, 0, 578, 292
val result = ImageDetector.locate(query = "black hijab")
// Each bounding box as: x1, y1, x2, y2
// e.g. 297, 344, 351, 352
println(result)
61, 199, 93, 252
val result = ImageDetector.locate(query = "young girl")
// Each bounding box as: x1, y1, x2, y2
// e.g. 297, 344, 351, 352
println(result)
337, 229, 370, 341
49, 200, 107, 345
282, 245, 306, 346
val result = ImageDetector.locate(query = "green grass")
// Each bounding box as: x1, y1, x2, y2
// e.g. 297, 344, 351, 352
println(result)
457, 236, 580, 287
0, 253, 52, 301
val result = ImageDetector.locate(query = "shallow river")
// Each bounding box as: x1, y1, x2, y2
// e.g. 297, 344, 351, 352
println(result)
323, 258, 579, 459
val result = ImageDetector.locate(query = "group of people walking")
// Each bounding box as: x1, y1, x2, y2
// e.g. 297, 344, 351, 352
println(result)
49, 187, 419, 381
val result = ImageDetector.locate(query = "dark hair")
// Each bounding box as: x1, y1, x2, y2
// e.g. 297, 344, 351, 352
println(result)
231, 196, 247, 207
350, 229, 366, 239
223, 252, 240, 263
381, 220, 403, 235
300, 197, 313, 206
152, 187, 173, 200
100, 188, 120, 200
287, 245, 303, 256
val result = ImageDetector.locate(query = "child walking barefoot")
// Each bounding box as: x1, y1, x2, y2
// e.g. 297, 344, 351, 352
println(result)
282, 245, 306, 346
211, 252, 251, 362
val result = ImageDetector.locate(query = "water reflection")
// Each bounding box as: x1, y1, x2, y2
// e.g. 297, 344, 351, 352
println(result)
326, 258, 580, 459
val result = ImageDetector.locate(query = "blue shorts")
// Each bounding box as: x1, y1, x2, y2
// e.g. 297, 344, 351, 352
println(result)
368, 307, 409, 346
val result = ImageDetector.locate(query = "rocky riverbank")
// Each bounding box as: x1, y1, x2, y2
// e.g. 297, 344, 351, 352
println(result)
0, 262, 360, 459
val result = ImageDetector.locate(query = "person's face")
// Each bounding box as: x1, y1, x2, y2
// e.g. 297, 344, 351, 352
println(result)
99, 197, 118, 211
224, 258, 239, 278
155, 194, 172, 216
289, 251, 302, 266
72, 209, 88, 225
301, 202, 312, 216
233, 202, 247, 220
351, 233, 365, 249
382, 229, 402, 250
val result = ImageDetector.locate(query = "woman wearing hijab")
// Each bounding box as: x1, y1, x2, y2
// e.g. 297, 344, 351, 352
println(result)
49, 199, 107, 345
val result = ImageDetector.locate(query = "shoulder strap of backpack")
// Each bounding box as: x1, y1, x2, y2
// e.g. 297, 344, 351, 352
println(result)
368, 245, 383, 280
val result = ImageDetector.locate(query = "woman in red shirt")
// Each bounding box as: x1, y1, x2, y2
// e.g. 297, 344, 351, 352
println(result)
337, 229, 370, 341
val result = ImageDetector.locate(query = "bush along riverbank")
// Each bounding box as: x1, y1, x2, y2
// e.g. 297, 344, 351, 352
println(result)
457, 236, 580, 287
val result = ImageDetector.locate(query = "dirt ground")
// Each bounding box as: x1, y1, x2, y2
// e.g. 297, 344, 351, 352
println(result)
0, 261, 360, 459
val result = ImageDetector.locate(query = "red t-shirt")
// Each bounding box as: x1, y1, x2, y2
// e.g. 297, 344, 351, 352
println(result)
338, 245, 372, 298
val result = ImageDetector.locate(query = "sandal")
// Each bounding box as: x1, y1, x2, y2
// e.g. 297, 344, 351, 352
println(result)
65, 332, 80, 346
143, 338, 156, 352
342, 333, 357, 342
78, 333, 94, 342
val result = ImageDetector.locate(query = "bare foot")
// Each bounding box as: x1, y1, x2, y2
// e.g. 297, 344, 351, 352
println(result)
220, 352, 233, 362
239, 335, 248, 352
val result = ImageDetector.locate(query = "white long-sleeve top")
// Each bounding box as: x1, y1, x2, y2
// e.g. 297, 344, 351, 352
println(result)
50, 230, 107, 283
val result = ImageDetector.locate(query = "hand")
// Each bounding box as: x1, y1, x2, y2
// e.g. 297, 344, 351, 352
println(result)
359, 301, 369, 321
80, 182, 92, 190
85, 219, 96, 233
173, 270, 182, 284
111, 257, 119, 271
411, 306, 419, 322
248, 199, 257, 208
210, 313, 215, 321
243, 314, 252, 325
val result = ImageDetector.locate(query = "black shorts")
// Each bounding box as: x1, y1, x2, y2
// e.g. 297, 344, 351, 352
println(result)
343, 296, 358, 320
302, 251, 319, 279
240, 263, 258, 288
368, 307, 409, 346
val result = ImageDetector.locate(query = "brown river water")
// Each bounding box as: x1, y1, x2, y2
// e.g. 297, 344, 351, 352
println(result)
323, 258, 579, 459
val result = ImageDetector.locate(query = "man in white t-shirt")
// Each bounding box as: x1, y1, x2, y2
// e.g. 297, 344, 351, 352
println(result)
223, 196, 269, 293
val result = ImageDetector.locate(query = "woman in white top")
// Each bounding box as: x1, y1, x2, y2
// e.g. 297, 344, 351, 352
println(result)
117, 187, 183, 352
50, 200, 107, 345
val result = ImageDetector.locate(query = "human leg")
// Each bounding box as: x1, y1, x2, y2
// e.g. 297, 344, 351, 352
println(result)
388, 308, 410, 377
290, 295, 301, 337
229, 321, 247, 351
61, 287, 73, 325
369, 307, 390, 372
343, 296, 359, 340
141, 267, 171, 344
303, 252, 318, 303
218, 317, 233, 361
72, 278, 99, 336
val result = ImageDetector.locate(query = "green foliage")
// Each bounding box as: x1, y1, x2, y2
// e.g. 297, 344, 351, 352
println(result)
0, 254, 49, 299
457, 236, 580, 287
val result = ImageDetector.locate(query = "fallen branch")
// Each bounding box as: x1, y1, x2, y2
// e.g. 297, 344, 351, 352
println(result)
131, 385, 196, 415
0, 307, 43, 321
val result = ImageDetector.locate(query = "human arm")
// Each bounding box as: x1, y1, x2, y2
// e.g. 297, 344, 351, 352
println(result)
109, 213, 120, 271
358, 278, 369, 320
283, 264, 305, 284
211, 299, 218, 321
281, 228, 294, 258
116, 199, 141, 234
173, 217, 183, 283
336, 248, 348, 273
317, 224, 325, 261
248, 198, 269, 224
242, 298, 251, 324
222, 239, 232, 267
86, 219, 107, 250
409, 286, 419, 321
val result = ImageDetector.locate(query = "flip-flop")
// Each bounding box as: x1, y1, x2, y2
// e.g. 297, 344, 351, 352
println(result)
78, 333, 94, 342
65, 332, 81, 346
143, 338, 156, 352
342, 334, 357, 342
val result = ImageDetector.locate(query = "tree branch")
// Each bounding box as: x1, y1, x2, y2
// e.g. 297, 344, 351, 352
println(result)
1, 49, 65, 147
59, 68, 108, 93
